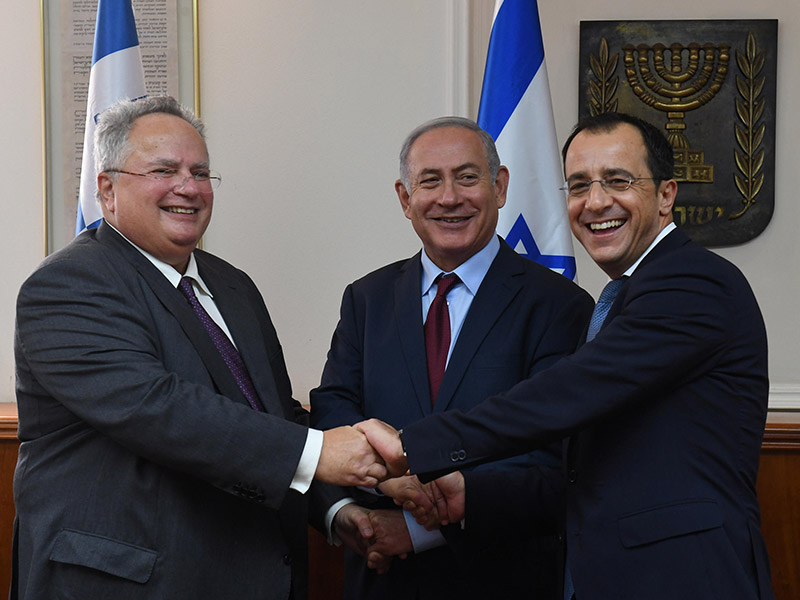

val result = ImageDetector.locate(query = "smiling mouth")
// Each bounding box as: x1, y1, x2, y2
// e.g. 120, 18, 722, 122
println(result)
435, 216, 470, 223
164, 207, 197, 215
589, 219, 625, 232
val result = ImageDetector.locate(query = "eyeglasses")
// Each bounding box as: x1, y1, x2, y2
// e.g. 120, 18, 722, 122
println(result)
560, 176, 655, 198
106, 169, 222, 190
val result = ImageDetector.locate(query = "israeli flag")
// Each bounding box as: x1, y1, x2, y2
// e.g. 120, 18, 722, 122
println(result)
76, 0, 146, 235
478, 0, 577, 280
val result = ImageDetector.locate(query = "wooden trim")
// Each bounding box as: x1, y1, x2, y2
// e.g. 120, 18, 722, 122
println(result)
0, 404, 17, 441
762, 422, 800, 451
1, 402, 798, 448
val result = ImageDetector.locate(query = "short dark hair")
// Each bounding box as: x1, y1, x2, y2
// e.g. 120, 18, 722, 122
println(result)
561, 112, 674, 183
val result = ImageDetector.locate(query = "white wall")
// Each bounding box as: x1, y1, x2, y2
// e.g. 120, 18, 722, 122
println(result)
1, 3, 46, 402
3, 0, 798, 410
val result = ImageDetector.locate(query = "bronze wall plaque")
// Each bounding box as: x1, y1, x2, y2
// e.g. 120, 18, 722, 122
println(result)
578, 20, 778, 246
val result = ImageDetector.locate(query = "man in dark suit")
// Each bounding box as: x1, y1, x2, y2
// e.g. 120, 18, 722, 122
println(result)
359, 113, 775, 600
12, 96, 385, 599
311, 117, 593, 599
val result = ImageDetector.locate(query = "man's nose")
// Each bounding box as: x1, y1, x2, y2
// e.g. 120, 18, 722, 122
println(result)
585, 180, 612, 211
439, 179, 460, 205
173, 174, 201, 194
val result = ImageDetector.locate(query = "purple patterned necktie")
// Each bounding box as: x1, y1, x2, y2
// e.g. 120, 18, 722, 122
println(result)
178, 277, 263, 411
424, 273, 459, 405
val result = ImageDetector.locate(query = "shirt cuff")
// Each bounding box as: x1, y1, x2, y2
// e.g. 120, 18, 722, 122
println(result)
290, 428, 323, 494
403, 510, 446, 553
325, 498, 356, 545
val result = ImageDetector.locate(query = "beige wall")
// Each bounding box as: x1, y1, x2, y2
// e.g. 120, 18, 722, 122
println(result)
3, 1, 798, 409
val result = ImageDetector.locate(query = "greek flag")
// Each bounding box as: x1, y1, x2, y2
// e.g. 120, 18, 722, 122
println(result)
478, 0, 577, 280
76, 0, 146, 235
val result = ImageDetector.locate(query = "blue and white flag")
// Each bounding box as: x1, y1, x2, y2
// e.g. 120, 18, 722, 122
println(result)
478, 0, 577, 280
76, 0, 146, 235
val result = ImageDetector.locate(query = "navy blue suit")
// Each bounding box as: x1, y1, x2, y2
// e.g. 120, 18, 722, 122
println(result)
402, 228, 774, 600
311, 238, 593, 600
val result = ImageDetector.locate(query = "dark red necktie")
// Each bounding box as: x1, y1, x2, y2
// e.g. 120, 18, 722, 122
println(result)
178, 277, 264, 411
424, 274, 459, 405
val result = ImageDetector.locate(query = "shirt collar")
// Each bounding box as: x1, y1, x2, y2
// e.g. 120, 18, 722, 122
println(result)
420, 235, 500, 296
105, 220, 214, 297
622, 222, 677, 278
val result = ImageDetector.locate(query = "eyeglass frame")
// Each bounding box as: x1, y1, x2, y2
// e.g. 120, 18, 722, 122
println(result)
560, 175, 657, 198
105, 168, 222, 190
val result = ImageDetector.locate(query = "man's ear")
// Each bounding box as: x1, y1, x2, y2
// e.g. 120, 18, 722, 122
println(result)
395, 179, 412, 219
658, 179, 678, 216
494, 166, 509, 209
97, 173, 116, 215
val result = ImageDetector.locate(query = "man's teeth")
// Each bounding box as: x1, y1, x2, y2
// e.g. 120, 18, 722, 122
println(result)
590, 219, 624, 231
166, 207, 196, 214
438, 217, 467, 223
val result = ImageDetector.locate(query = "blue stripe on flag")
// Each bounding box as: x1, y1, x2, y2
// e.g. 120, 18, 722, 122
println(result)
478, 0, 578, 281
76, 0, 146, 238
92, 1, 140, 65
477, 0, 545, 140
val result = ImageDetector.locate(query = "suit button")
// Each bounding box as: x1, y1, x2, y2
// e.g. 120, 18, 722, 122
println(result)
568, 469, 577, 483
448, 450, 467, 462
283, 554, 292, 565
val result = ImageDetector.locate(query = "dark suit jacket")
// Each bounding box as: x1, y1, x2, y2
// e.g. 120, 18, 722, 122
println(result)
310, 238, 593, 600
402, 228, 775, 600
12, 222, 340, 599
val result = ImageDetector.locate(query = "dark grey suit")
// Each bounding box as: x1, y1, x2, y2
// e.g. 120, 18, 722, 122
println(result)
12, 222, 339, 599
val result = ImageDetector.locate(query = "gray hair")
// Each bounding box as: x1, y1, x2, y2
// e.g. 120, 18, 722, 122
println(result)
94, 96, 205, 201
398, 117, 500, 192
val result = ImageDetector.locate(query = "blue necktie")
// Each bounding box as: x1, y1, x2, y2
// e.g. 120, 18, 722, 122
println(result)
178, 277, 264, 411
586, 277, 627, 342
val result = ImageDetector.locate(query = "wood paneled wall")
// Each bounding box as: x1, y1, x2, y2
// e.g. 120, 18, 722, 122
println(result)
0, 405, 796, 600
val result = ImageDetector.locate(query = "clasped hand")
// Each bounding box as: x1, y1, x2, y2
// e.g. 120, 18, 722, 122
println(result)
353, 419, 466, 528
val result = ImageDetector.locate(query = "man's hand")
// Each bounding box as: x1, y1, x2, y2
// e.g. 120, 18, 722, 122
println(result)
333, 503, 393, 574
333, 503, 374, 557
428, 471, 465, 527
379, 475, 439, 530
316, 426, 387, 487
366, 509, 413, 573
354, 419, 408, 477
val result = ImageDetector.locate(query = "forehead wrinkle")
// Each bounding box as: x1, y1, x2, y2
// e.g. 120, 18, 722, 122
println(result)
567, 166, 634, 182
144, 157, 210, 170
415, 161, 482, 179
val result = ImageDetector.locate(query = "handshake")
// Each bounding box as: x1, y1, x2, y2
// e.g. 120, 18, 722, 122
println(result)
315, 419, 409, 487
314, 419, 467, 571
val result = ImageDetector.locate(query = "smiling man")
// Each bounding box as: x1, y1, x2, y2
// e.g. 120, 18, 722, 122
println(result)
358, 113, 775, 600
310, 117, 592, 600
11, 96, 387, 599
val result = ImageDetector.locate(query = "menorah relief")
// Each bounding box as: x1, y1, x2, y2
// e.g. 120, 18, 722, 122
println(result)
579, 20, 776, 247
623, 42, 730, 183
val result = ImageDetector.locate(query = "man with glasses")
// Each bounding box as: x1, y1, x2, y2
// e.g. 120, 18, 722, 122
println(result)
359, 112, 775, 600
12, 96, 386, 599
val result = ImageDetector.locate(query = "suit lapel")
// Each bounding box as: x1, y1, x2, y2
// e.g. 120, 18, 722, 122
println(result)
394, 255, 433, 415
435, 241, 523, 412
196, 254, 284, 416
95, 224, 263, 412
607, 227, 690, 323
